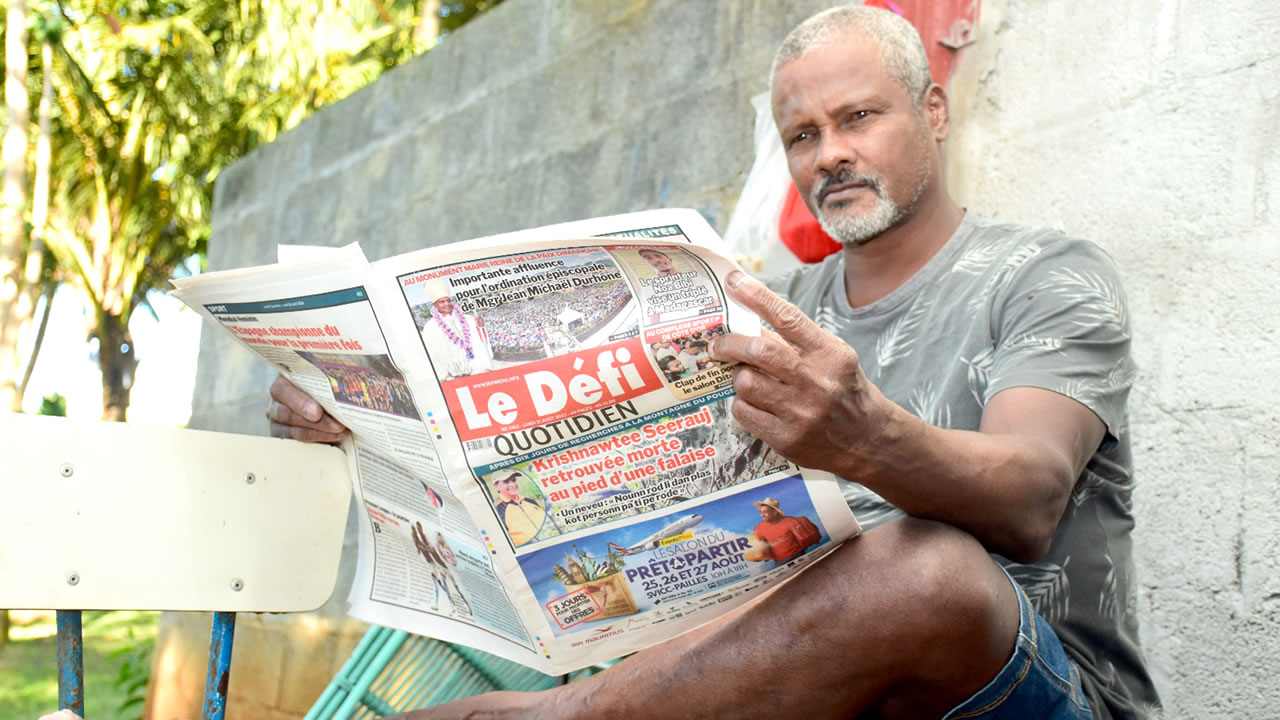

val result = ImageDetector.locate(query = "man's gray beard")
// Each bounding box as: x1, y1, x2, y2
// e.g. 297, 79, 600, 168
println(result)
812, 166, 928, 247
817, 192, 901, 247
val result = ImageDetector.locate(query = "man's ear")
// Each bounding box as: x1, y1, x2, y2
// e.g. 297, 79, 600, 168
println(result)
923, 83, 950, 141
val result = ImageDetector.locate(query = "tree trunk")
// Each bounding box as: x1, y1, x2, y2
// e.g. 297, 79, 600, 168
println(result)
415, 0, 442, 44
98, 315, 137, 422
15, 284, 54, 411
11, 40, 53, 413
0, 0, 30, 411
0, 609, 9, 644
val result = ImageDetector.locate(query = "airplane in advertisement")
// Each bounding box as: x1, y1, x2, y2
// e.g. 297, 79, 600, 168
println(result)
608, 513, 704, 556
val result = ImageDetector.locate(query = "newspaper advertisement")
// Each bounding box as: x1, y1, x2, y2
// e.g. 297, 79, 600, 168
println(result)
172, 208, 860, 675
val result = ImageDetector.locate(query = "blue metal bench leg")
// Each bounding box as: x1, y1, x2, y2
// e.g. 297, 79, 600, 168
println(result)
57, 610, 85, 716
203, 611, 237, 720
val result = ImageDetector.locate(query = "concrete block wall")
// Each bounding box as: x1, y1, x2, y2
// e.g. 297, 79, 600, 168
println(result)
947, 0, 1280, 717
170, 0, 1279, 718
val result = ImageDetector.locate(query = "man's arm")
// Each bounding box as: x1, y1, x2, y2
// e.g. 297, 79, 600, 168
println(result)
710, 271, 1104, 563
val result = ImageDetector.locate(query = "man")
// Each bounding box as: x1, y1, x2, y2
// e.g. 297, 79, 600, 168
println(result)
651, 340, 678, 362
418, 278, 493, 379
269, 7, 1158, 719
411, 520, 454, 611
433, 531, 472, 616
750, 497, 820, 564
677, 338, 711, 372
657, 354, 691, 382
491, 470, 545, 547
638, 248, 680, 276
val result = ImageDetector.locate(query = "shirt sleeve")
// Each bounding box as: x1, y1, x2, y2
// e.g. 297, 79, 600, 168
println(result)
984, 236, 1136, 438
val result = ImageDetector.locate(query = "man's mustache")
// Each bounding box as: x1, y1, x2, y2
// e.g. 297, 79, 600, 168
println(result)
813, 169, 885, 206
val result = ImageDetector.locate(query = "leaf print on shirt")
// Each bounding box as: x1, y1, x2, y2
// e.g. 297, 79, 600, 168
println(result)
967, 243, 1045, 316
952, 236, 1007, 275
1008, 557, 1071, 625
874, 298, 929, 377
1105, 358, 1137, 392
908, 381, 953, 428
812, 305, 847, 336
1072, 467, 1108, 506
1054, 379, 1093, 408
1098, 554, 1120, 621
842, 483, 903, 530
1007, 335, 1064, 353
1046, 268, 1129, 333
963, 346, 995, 405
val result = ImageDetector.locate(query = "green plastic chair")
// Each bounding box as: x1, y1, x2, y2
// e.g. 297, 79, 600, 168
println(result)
306, 626, 585, 719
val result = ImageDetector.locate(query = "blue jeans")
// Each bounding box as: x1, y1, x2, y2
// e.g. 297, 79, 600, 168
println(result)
942, 567, 1092, 719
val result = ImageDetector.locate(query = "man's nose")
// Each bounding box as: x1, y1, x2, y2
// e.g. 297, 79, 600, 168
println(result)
814, 134, 856, 174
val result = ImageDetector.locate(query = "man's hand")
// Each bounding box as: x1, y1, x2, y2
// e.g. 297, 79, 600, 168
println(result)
39, 712, 83, 720
709, 271, 887, 478
710, 271, 1106, 562
267, 374, 350, 444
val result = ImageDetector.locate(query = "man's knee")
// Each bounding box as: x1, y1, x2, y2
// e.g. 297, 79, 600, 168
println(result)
793, 518, 1016, 648
860, 519, 1021, 704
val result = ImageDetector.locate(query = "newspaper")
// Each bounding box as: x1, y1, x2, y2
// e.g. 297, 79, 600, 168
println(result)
171, 208, 860, 674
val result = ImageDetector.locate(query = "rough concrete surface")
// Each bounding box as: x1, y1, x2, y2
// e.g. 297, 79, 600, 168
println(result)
164, 0, 1279, 718
948, 0, 1280, 717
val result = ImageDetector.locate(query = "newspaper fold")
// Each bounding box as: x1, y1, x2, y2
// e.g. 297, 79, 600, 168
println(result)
172, 208, 860, 674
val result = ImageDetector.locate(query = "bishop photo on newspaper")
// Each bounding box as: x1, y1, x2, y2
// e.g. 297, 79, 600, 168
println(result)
172, 208, 861, 674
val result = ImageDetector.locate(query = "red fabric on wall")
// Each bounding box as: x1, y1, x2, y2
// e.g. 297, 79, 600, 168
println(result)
779, 185, 842, 263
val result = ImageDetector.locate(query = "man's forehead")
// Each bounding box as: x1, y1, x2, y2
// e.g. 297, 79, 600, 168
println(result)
771, 38, 896, 115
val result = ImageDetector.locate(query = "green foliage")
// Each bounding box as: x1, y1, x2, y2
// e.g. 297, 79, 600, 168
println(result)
0, 610, 159, 720
108, 627, 153, 720
439, 1, 507, 36
37, 391, 65, 416
0, 0, 505, 419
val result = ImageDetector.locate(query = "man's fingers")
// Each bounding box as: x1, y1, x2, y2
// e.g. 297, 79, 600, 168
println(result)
724, 270, 825, 350
758, 326, 790, 347
730, 364, 792, 416
728, 394, 788, 449
269, 418, 348, 445
267, 401, 348, 434
268, 373, 348, 444
709, 332, 801, 381
270, 374, 324, 422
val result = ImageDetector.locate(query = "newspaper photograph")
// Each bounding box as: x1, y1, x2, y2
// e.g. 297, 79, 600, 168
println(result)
523, 472, 830, 637
171, 208, 861, 675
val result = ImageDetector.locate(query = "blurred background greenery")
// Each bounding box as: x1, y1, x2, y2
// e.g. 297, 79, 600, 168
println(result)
0, 2, 502, 715
0, 610, 158, 719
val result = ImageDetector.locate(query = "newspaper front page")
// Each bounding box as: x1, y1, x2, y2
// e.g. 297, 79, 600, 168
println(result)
172, 208, 860, 674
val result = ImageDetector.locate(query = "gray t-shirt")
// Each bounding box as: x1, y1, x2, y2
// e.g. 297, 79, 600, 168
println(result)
768, 213, 1159, 720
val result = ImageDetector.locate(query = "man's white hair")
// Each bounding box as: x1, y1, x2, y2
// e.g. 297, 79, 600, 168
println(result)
771, 6, 933, 107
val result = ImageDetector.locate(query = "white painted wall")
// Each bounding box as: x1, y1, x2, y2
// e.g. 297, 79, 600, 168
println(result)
947, 1, 1280, 717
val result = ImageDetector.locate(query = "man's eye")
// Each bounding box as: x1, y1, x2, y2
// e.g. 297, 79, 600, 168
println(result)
789, 131, 812, 146
848, 110, 870, 122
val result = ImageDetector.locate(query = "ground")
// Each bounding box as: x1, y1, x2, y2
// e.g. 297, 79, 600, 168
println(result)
0, 610, 158, 720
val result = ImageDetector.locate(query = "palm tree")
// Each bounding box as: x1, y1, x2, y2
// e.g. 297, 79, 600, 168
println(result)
11, 11, 62, 413
6, 0, 507, 420
0, 0, 30, 414
40, 0, 432, 419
